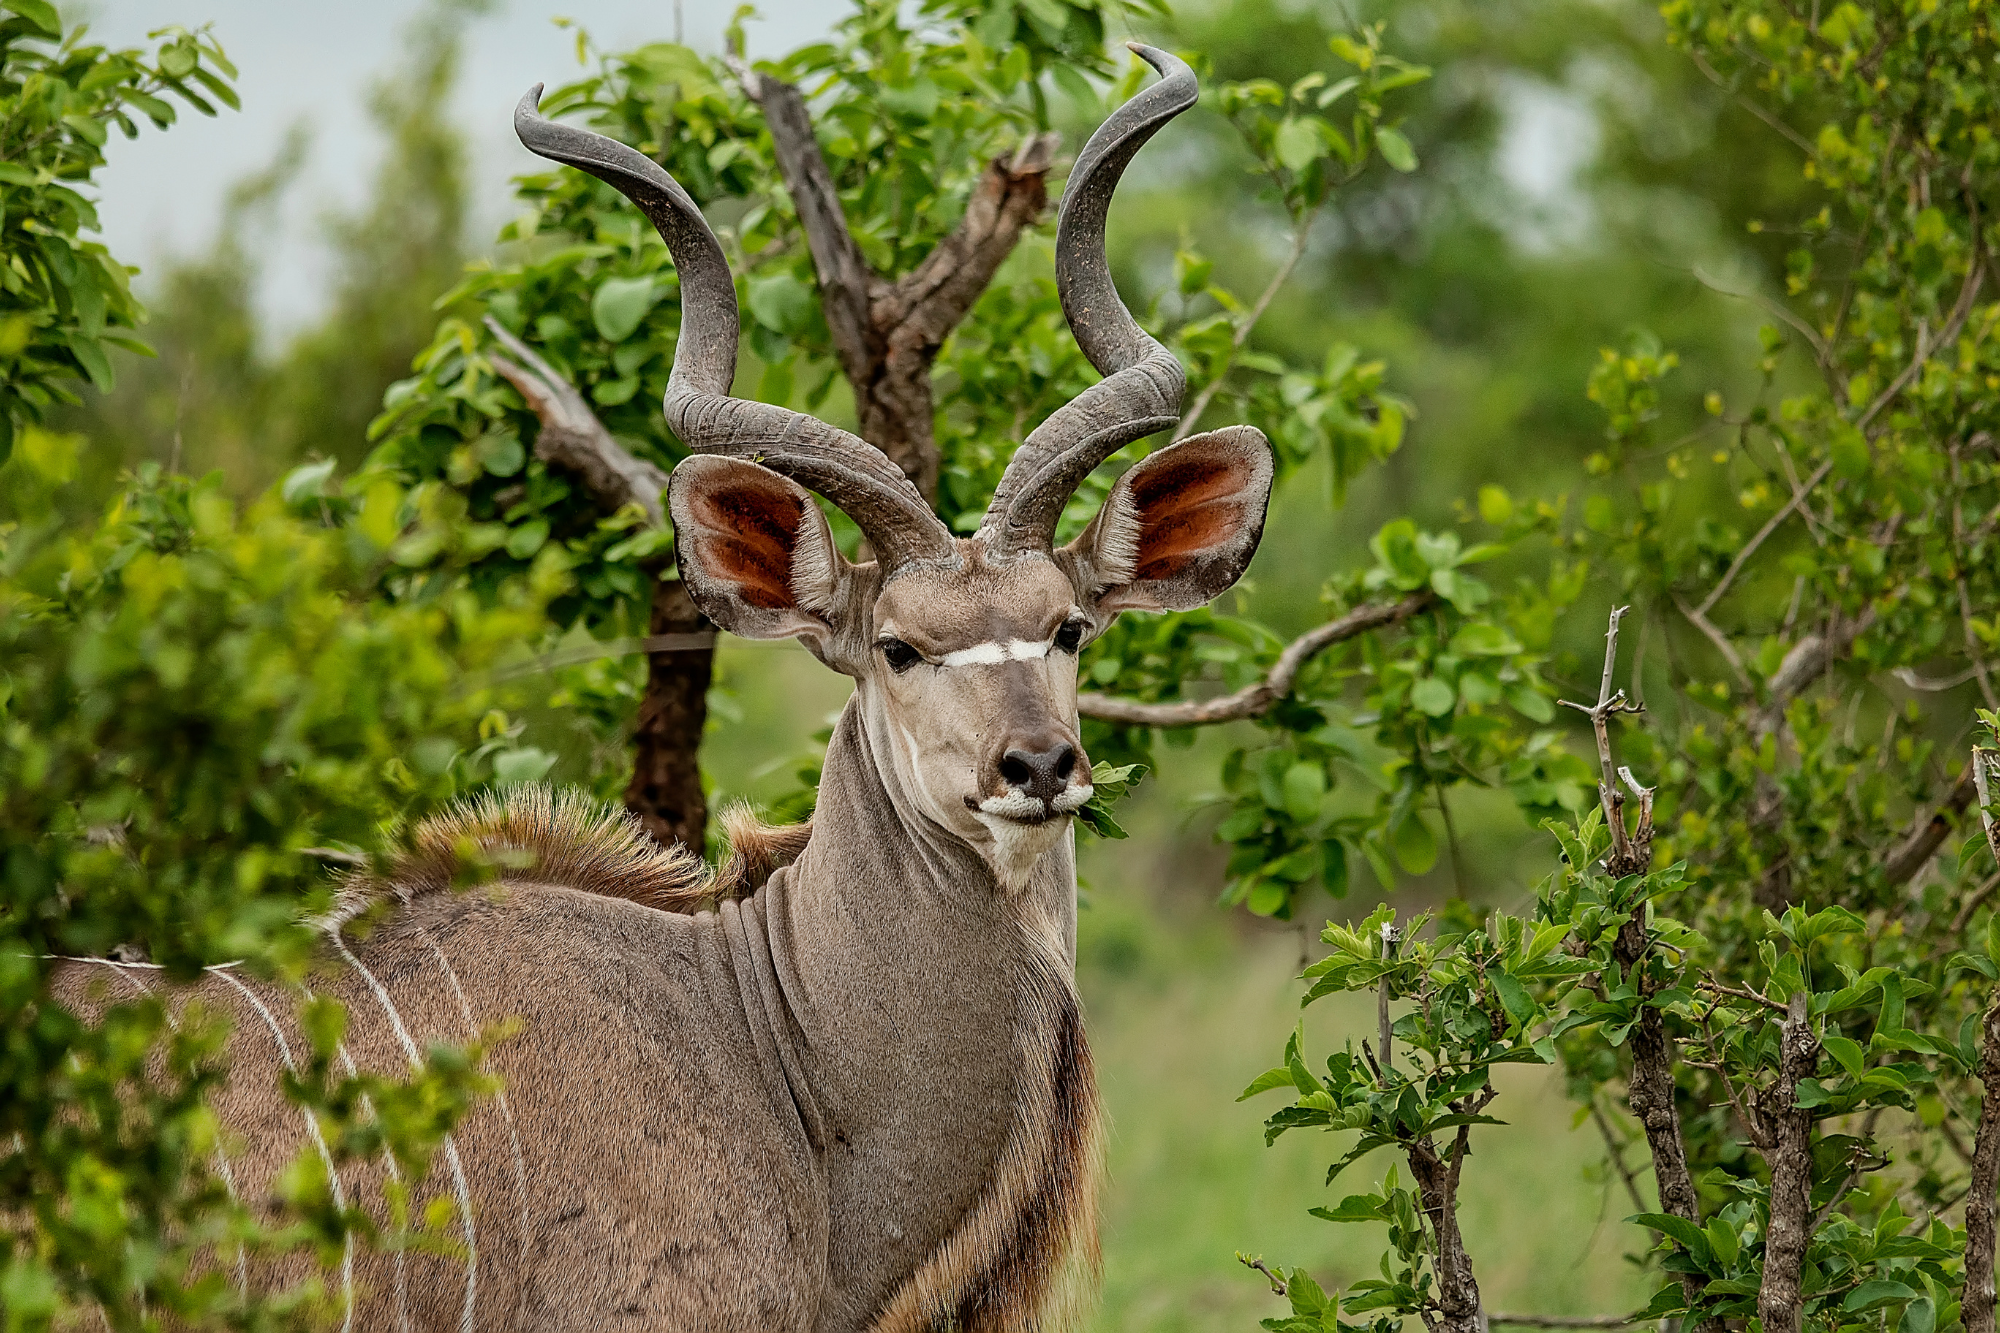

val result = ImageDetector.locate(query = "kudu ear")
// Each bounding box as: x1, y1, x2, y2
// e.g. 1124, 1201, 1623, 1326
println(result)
1061, 426, 1274, 614
668, 455, 844, 644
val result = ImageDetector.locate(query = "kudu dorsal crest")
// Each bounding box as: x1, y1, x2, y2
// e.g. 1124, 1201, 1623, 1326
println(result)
53, 48, 1278, 1333
515, 44, 1274, 889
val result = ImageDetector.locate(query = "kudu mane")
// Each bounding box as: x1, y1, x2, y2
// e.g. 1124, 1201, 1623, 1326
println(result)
333, 785, 810, 922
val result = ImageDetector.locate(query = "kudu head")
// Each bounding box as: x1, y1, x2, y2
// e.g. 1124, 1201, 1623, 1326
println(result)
514, 46, 1273, 885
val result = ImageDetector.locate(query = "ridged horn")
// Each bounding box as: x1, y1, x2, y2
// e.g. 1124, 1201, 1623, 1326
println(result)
511, 85, 955, 569
980, 44, 1196, 557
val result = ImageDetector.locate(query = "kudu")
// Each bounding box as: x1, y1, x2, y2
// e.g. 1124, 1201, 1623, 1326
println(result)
53, 44, 1273, 1332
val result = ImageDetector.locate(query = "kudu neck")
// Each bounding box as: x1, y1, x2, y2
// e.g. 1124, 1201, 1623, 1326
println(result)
757, 691, 1082, 1329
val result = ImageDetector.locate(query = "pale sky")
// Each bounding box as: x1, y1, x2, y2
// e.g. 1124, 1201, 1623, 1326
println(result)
81, 0, 847, 331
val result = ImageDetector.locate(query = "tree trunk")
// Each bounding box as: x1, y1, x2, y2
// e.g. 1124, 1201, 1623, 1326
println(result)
1611, 914, 1725, 1333
1756, 992, 1817, 1333
623, 576, 713, 853
1966, 995, 2000, 1333
1405, 1137, 1481, 1333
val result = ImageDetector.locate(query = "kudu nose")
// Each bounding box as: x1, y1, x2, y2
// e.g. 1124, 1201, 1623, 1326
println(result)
999, 742, 1078, 806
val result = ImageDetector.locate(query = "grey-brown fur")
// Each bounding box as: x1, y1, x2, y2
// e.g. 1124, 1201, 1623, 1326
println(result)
48, 43, 1281, 1332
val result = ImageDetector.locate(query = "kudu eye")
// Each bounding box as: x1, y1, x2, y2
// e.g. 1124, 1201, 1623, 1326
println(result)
1054, 619, 1085, 654
879, 638, 922, 673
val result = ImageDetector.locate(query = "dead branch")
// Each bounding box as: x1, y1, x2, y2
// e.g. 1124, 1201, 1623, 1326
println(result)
1559, 606, 1651, 876
1587, 1100, 1650, 1217
1379, 916, 1400, 1074
1484, 1315, 1641, 1330
728, 59, 1059, 499
1570, 607, 1719, 1332
1882, 760, 1979, 889
484, 316, 671, 526
1077, 592, 1433, 726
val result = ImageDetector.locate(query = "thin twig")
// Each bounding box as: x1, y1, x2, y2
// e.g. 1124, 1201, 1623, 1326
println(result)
1673, 592, 1753, 688
1588, 1101, 1649, 1216
1174, 222, 1314, 441
1687, 45, 1817, 156
1237, 1253, 1288, 1296
1692, 458, 1833, 619
1077, 592, 1432, 725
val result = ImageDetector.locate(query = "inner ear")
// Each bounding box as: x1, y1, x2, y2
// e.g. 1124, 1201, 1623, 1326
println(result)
668, 456, 842, 641
1064, 425, 1274, 614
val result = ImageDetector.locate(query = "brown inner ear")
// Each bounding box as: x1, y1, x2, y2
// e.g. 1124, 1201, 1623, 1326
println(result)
1126, 448, 1252, 581
692, 484, 805, 610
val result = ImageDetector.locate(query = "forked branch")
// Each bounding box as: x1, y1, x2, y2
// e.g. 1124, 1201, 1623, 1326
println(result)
1075, 592, 1433, 726
484, 315, 671, 526
728, 57, 1060, 498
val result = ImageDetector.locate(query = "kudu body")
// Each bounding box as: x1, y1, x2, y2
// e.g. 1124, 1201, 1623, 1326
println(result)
52, 44, 1274, 1332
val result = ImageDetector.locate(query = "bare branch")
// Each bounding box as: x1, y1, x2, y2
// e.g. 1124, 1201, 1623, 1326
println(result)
728, 62, 880, 394
1174, 221, 1314, 442
1588, 1100, 1650, 1217
1977, 748, 2000, 869
1560, 607, 1654, 874
1757, 993, 1818, 1333
1687, 45, 1818, 156
1949, 868, 2000, 938
1882, 760, 1979, 889
1075, 593, 1433, 726
1697, 975, 1789, 1014
1692, 458, 1833, 621
484, 317, 671, 525
1967, 980, 2000, 1333
1672, 593, 1753, 688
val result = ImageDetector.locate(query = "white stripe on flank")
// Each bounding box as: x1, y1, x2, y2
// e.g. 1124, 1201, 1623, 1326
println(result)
210, 969, 353, 1331
413, 923, 532, 1255
332, 936, 479, 1333
330, 1039, 411, 1333
936, 638, 1051, 668
75, 960, 251, 1302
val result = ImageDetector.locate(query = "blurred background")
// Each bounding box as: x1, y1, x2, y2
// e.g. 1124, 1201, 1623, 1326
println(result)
65, 0, 1789, 1322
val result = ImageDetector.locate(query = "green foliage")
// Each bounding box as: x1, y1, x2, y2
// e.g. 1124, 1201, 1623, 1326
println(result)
0, 10, 236, 466
0, 442, 558, 1324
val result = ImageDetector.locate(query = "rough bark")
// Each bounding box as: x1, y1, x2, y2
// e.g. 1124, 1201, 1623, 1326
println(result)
623, 578, 713, 852
1405, 1134, 1482, 1333
733, 64, 1057, 501
1968, 997, 2000, 1333
1612, 914, 1720, 1333
1756, 992, 1818, 1333
485, 319, 714, 853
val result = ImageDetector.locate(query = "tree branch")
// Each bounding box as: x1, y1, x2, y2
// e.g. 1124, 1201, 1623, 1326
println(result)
728, 62, 880, 395
1485, 1316, 1641, 1330
729, 60, 1060, 501
1075, 592, 1434, 726
484, 316, 671, 526
1756, 992, 1818, 1333
1881, 760, 1979, 889
1174, 220, 1314, 442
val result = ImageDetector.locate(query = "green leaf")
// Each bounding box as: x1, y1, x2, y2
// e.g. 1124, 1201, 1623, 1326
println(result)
1274, 117, 1325, 172
1374, 126, 1418, 172
1843, 1279, 1921, 1312
1238, 1067, 1295, 1100
1630, 1212, 1710, 1261
1410, 677, 1455, 716
591, 276, 658, 343
747, 272, 813, 336
1281, 761, 1326, 821
1488, 969, 1534, 1027
1391, 812, 1437, 874
6, 0, 59, 35
492, 746, 557, 786
1901, 1296, 1936, 1333
1822, 1033, 1864, 1077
